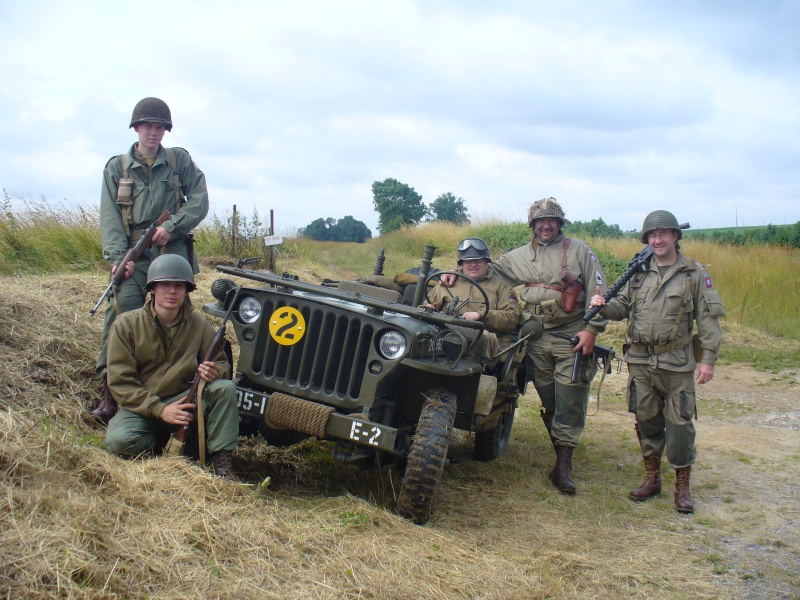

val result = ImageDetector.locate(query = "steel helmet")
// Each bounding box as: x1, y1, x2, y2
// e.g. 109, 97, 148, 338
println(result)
457, 237, 492, 264
145, 254, 196, 292
130, 97, 173, 131
641, 210, 681, 243
527, 197, 571, 228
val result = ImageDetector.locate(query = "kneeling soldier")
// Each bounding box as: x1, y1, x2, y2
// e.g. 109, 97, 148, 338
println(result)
104, 254, 239, 479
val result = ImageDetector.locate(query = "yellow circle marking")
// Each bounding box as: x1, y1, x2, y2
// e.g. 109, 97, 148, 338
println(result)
268, 306, 306, 346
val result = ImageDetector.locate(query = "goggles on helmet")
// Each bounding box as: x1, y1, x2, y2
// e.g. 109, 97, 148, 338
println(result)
457, 238, 489, 252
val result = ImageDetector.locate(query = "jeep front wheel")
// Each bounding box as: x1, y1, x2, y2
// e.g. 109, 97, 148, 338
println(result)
396, 389, 457, 525
474, 404, 516, 461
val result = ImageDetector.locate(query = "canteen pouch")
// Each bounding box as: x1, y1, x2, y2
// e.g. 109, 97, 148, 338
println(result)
560, 271, 584, 314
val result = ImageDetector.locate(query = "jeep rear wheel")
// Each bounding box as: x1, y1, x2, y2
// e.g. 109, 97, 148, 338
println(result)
396, 389, 457, 525
474, 404, 516, 461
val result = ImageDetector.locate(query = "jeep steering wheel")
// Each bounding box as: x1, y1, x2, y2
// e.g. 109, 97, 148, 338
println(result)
424, 271, 491, 322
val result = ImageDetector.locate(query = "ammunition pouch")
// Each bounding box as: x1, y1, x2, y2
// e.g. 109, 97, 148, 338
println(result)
116, 177, 135, 237
540, 299, 561, 320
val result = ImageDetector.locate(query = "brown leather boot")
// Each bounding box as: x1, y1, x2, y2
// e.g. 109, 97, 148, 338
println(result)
629, 455, 662, 501
90, 378, 118, 425
211, 450, 235, 481
674, 466, 694, 513
549, 445, 576, 495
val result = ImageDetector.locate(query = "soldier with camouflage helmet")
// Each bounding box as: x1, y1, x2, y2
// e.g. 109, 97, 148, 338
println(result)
91, 97, 210, 424
440, 198, 608, 495
590, 210, 725, 513
105, 254, 239, 480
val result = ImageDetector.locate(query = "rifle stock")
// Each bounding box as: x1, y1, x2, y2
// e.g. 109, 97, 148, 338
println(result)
90, 202, 178, 316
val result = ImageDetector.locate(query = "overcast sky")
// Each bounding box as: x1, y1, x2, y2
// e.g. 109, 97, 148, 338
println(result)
2, 0, 799, 236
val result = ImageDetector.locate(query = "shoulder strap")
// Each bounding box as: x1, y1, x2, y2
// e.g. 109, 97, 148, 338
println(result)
667, 266, 695, 341
166, 148, 185, 205
119, 154, 129, 179
562, 238, 571, 272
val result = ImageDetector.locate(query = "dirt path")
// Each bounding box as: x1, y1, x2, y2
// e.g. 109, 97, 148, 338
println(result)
596, 364, 800, 598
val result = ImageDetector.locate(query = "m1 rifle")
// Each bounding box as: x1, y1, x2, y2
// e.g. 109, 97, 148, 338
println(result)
569, 242, 656, 396
164, 286, 240, 462
582, 244, 653, 323
89, 196, 181, 316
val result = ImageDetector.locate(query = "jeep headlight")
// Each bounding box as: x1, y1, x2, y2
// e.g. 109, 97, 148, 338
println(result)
378, 330, 407, 360
238, 297, 262, 324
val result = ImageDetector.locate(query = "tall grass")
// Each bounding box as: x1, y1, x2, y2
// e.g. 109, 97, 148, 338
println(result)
2, 197, 798, 342
0, 190, 103, 275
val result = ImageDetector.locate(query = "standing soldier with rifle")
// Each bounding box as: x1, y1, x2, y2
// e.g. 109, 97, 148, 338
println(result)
590, 210, 725, 513
104, 255, 239, 480
90, 97, 210, 423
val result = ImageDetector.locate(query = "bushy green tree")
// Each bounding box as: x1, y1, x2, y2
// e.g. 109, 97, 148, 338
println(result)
372, 178, 426, 234
333, 215, 372, 243
300, 216, 372, 243
428, 192, 470, 224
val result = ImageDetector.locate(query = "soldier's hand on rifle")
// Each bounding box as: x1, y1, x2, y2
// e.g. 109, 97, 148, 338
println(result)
589, 285, 606, 309
197, 360, 220, 383
151, 226, 171, 247
111, 260, 135, 280
572, 330, 597, 356
160, 398, 196, 426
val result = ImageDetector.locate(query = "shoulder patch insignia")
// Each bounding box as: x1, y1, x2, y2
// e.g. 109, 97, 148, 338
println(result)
589, 251, 597, 263
509, 291, 518, 302
704, 274, 713, 289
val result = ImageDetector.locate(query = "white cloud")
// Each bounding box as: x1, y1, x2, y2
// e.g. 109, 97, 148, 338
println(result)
1, 0, 799, 235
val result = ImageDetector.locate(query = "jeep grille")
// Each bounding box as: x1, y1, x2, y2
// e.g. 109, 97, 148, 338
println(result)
250, 298, 375, 402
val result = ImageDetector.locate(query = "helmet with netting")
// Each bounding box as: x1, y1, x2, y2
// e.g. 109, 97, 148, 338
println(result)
145, 254, 195, 292
457, 237, 492, 264
640, 210, 681, 243
130, 97, 173, 131
527, 197, 571, 227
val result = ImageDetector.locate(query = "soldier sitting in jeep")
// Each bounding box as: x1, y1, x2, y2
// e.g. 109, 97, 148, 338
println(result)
423, 238, 521, 364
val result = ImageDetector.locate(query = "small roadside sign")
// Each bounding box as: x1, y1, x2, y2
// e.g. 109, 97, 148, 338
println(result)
264, 235, 283, 247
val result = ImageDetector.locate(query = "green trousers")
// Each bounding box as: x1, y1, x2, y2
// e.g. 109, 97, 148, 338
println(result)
527, 330, 597, 447
105, 379, 239, 457
627, 364, 696, 468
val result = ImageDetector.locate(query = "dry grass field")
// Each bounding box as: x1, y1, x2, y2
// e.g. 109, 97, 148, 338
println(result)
1, 259, 798, 598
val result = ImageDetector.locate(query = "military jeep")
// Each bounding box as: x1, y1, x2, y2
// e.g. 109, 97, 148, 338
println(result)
203, 246, 541, 524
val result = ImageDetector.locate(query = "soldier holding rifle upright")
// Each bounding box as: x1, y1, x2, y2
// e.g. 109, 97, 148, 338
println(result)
104, 255, 239, 480
590, 210, 725, 513
91, 97, 209, 423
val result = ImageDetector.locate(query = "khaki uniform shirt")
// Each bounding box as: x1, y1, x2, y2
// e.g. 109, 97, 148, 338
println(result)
100, 143, 208, 267
107, 300, 230, 418
427, 270, 521, 333
490, 233, 608, 335
601, 252, 725, 371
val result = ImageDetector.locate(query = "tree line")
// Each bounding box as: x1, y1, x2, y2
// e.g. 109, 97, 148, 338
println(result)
299, 178, 470, 242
